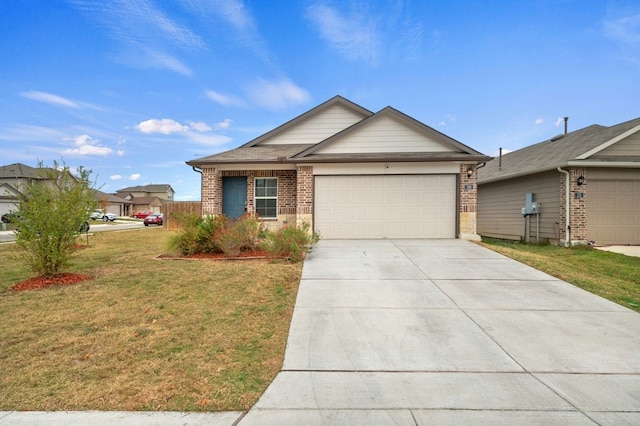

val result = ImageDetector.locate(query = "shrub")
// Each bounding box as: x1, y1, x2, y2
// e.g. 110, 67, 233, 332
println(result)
14, 161, 97, 276
167, 213, 227, 255
262, 222, 318, 262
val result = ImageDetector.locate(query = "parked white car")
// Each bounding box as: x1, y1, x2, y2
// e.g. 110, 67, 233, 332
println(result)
90, 209, 117, 222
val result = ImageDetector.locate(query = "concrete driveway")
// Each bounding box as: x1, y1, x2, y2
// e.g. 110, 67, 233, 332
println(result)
241, 239, 640, 425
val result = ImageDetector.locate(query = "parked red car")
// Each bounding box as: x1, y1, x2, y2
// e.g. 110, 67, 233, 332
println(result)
132, 210, 153, 219
143, 214, 163, 226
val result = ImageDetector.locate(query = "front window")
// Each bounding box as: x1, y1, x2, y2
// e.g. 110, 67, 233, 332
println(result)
255, 178, 277, 218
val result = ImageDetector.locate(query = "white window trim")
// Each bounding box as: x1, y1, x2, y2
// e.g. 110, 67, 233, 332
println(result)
254, 177, 278, 219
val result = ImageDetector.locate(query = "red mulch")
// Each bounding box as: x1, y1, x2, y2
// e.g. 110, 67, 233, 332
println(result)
11, 273, 93, 292
158, 250, 274, 260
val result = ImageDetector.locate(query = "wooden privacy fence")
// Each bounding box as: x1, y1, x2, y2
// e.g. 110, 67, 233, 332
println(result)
162, 201, 202, 230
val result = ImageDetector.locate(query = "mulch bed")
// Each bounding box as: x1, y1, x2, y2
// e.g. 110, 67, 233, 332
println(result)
157, 250, 277, 260
11, 273, 93, 292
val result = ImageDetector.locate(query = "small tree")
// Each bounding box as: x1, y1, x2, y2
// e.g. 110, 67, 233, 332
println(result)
14, 161, 96, 276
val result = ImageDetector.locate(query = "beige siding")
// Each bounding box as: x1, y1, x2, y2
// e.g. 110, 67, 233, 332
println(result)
260, 104, 365, 145
594, 132, 640, 157
316, 116, 452, 154
588, 168, 640, 245
478, 171, 560, 242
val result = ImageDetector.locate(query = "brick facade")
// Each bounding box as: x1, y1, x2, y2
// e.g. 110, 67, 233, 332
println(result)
459, 164, 479, 240
559, 168, 588, 244
200, 164, 479, 238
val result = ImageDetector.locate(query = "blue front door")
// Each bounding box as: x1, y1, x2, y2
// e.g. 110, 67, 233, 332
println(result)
222, 177, 247, 219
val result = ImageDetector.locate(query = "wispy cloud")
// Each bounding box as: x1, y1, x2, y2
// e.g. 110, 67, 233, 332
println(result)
305, 2, 379, 65
129, 173, 141, 181
604, 9, 640, 65
205, 90, 246, 107
245, 78, 311, 110
604, 12, 640, 44
304, 1, 423, 66
535, 118, 544, 125
71, 0, 204, 75
110, 174, 123, 180
20, 91, 103, 110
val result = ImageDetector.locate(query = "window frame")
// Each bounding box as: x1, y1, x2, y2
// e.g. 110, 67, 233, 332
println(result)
254, 177, 278, 219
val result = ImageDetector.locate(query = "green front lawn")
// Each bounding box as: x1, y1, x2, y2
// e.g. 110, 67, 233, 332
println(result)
479, 238, 640, 312
0, 228, 302, 411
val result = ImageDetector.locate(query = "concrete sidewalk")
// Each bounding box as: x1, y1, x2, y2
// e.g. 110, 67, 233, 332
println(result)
240, 239, 640, 425
2, 239, 639, 425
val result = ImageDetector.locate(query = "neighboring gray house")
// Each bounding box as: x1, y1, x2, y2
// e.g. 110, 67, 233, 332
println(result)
187, 95, 491, 239
0, 163, 51, 217
477, 117, 640, 246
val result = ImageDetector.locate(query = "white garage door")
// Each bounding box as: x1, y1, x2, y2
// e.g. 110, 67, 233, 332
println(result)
314, 175, 457, 239
589, 179, 640, 245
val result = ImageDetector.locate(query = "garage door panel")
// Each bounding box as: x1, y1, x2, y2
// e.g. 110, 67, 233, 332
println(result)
315, 175, 456, 239
589, 179, 640, 245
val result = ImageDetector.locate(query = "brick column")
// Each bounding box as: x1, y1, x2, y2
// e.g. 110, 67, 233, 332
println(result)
459, 164, 480, 240
296, 165, 313, 229
201, 167, 222, 215
569, 168, 588, 243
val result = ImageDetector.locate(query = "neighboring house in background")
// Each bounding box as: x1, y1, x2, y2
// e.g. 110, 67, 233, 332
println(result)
93, 189, 132, 217
187, 96, 491, 239
477, 117, 640, 246
0, 163, 52, 216
115, 184, 174, 215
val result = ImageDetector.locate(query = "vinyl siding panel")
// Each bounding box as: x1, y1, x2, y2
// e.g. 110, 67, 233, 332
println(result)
478, 171, 561, 242
316, 116, 452, 154
260, 105, 365, 145
588, 168, 640, 245
594, 132, 640, 157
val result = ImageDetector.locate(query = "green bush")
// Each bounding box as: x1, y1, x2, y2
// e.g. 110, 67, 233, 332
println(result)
262, 222, 318, 262
168, 215, 317, 261
14, 161, 96, 276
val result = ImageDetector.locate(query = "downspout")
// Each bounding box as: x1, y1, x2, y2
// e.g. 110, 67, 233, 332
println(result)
191, 166, 202, 174
557, 167, 570, 247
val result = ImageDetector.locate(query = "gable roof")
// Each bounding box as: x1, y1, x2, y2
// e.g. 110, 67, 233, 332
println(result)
116, 184, 174, 193
0, 163, 49, 179
478, 117, 640, 184
292, 106, 487, 162
188, 96, 491, 166
241, 95, 373, 148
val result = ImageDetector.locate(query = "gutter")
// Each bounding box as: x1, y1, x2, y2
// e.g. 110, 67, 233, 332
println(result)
557, 167, 570, 247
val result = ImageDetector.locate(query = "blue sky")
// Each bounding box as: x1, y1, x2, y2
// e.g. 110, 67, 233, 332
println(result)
1, 0, 638, 200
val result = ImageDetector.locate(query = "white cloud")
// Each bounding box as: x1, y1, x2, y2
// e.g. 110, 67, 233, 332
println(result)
215, 118, 233, 130
492, 148, 513, 156
246, 79, 311, 110
63, 134, 113, 156
110, 174, 123, 180
188, 121, 212, 132
136, 118, 189, 134
555, 117, 564, 127
20, 91, 79, 108
305, 3, 379, 65
130, 173, 141, 181
535, 118, 544, 125
205, 90, 245, 107
117, 150, 125, 156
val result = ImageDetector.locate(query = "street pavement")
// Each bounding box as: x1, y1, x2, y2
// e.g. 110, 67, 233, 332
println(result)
1, 239, 638, 425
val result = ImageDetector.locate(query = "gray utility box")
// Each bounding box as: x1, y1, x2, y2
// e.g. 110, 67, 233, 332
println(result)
521, 192, 541, 215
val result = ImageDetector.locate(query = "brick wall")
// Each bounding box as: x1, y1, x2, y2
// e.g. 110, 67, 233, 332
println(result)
558, 168, 588, 244
459, 164, 479, 239
197, 169, 298, 229
296, 166, 313, 228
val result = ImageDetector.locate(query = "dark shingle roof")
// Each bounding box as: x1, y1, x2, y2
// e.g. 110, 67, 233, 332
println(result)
478, 117, 640, 184
0, 163, 49, 179
116, 184, 173, 193
188, 144, 315, 165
